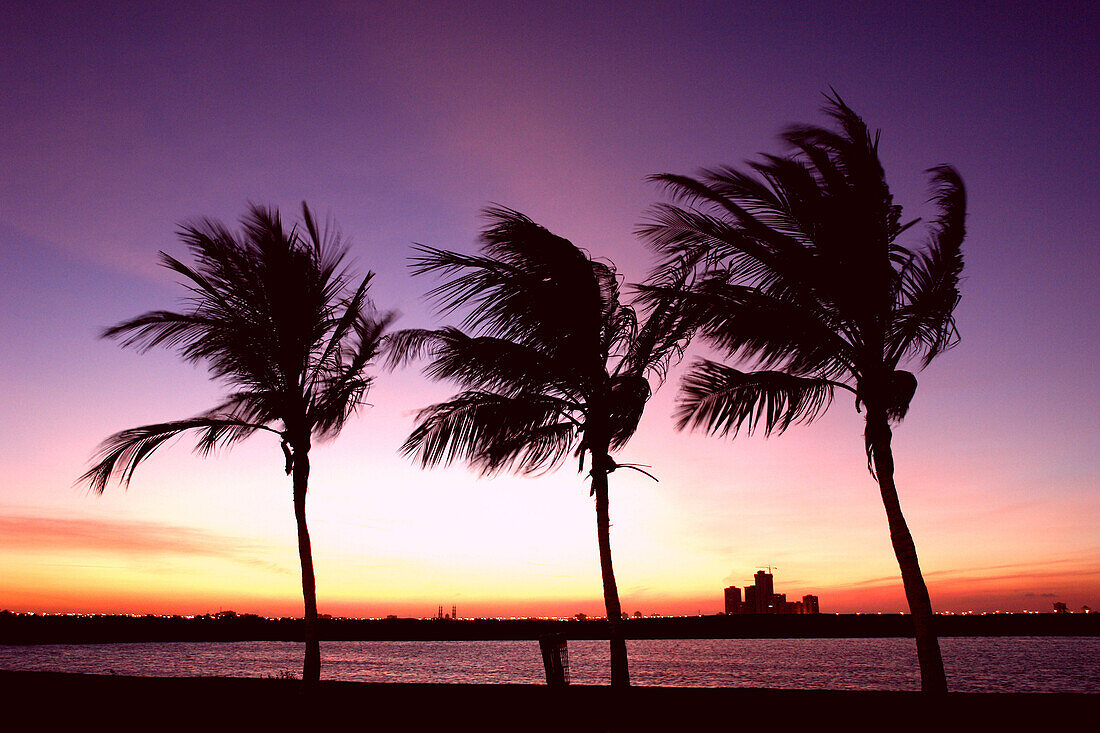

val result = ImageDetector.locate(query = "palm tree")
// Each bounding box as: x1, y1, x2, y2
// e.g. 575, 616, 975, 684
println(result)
638, 94, 965, 694
79, 203, 393, 683
389, 208, 678, 688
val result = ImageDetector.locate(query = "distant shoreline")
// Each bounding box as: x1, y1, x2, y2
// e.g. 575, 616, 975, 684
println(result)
3, 612, 1097, 645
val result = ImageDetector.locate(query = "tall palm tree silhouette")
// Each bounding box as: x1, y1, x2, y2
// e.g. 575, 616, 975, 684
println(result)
639, 95, 965, 693
80, 204, 393, 683
390, 208, 678, 688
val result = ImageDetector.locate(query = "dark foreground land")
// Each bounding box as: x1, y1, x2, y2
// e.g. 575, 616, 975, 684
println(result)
3, 611, 1097, 644
1, 671, 1095, 730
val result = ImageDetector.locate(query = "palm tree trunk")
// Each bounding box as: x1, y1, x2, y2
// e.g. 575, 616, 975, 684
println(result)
291, 447, 321, 684
866, 411, 947, 694
592, 455, 629, 688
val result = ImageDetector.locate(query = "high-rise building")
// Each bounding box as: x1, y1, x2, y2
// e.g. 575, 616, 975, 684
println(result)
802, 595, 819, 614
753, 570, 774, 613
724, 586, 742, 614
744, 585, 758, 613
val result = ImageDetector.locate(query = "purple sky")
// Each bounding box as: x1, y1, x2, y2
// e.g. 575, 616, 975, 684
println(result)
1, 1, 1097, 617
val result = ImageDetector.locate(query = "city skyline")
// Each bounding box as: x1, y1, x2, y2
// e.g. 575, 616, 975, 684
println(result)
1, 2, 1097, 620
725, 570, 820, 615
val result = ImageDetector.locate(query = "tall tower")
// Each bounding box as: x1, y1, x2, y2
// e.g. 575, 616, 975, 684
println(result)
452, 605, 457, 620
754, 570, 774, 613
724, 586, 742, 614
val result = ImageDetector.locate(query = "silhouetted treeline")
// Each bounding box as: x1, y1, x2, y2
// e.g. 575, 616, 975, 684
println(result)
3, 611, 1096, 645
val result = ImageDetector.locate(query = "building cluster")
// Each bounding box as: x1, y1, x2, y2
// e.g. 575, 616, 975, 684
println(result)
724, 570, 820, 615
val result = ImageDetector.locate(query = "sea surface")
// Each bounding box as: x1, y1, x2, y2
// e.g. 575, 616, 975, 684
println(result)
1, 637, 1096, 692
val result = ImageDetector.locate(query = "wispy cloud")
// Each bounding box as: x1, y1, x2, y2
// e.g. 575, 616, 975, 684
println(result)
0, 514, 289, 574
842, 556, 1100, 589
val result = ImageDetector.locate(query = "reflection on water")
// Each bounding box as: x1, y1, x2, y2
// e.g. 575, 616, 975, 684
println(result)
1, 637, 1096, 692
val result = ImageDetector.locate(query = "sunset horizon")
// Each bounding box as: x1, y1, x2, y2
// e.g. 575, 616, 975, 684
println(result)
3, 503, 1092, 619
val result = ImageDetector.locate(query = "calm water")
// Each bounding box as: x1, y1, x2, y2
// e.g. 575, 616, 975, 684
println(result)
1, 638, 1096, 692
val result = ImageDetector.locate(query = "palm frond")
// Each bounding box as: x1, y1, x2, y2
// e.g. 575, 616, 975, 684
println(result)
618, 290, 692, 385
676, 360, 835, 437
646, 276, 853, 379
382, 328, 443, 370
79, 415, 278, 494
412, 209, 607, 364
204, 389, 284, 428
309, 309, 396, 439
638, 198, 825, 312
603, 302, 639, 359
608, 374, 652, 449
102, 310, 214, 355
308, 273, 374, 385
424, 328, 579, 398
888, 166, 966, 367
401, 391, 577, 476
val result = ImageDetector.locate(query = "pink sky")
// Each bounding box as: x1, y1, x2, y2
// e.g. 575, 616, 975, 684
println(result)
1, 1, 1097, 618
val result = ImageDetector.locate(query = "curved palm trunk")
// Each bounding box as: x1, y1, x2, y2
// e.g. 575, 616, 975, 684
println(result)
591, 456, 629, 688
291, 447, 321, 684
866, 411, 947, 694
